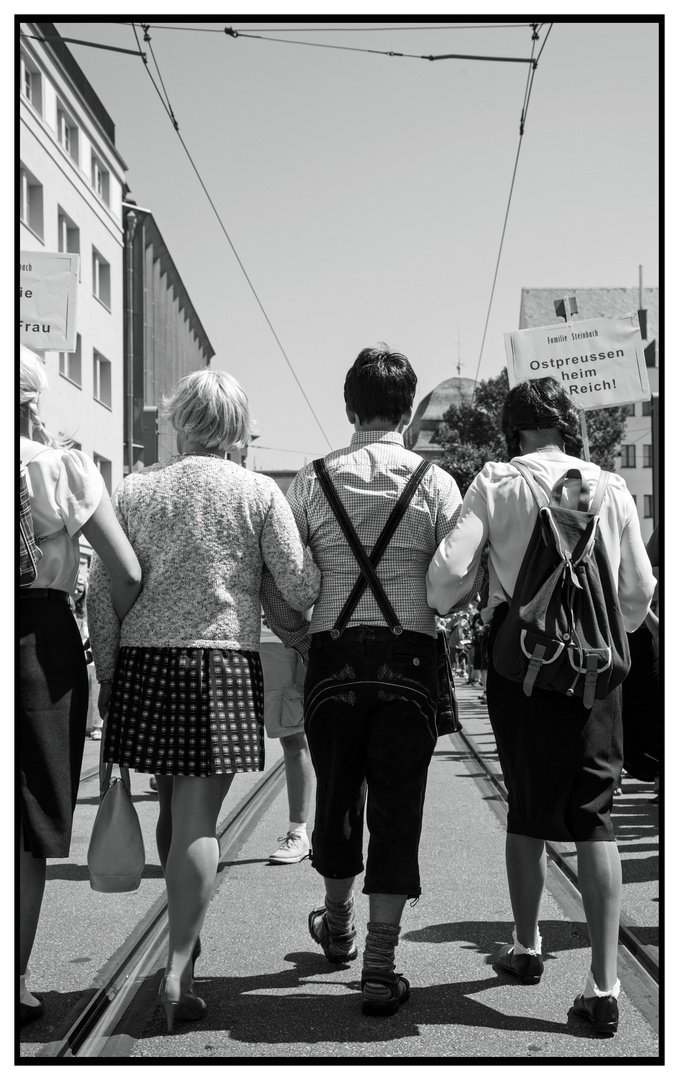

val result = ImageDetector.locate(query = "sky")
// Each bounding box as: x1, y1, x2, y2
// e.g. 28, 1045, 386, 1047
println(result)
49, 16, 660, 473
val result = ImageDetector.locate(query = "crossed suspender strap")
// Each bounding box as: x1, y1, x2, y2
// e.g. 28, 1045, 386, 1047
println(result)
313, 456, 432, 639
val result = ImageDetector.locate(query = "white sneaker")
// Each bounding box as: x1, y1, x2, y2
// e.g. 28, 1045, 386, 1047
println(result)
91, 729, 102, 741
268, 831, 311, 864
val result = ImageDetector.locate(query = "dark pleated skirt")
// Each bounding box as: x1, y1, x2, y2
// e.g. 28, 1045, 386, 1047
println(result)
104, 646, 265, 776
487, 603, 622, 842
19, 598, 89, 858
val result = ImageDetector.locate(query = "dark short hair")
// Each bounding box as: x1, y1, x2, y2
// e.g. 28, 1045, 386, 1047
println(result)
501, 377, 584, 458
344, 344, 417, 425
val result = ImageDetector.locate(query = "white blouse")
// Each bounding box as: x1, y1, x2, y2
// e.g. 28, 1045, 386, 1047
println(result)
426, 450, 656, 634
20, 436, 104, 594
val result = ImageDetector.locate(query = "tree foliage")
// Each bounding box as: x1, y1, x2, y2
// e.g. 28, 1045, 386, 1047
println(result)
437, 368, 627, 495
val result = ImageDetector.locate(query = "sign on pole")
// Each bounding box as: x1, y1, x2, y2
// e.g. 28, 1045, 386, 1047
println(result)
504, 314, 650, 411
20, 251, 80, 352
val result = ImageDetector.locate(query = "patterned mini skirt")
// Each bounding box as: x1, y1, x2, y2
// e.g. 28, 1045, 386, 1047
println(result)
104, 646, 265, 776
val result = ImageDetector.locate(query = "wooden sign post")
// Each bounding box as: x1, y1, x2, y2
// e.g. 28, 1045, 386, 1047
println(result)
554, 296, 591, 461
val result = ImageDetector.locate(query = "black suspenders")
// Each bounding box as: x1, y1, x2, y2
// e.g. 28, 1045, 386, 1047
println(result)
312, 457, 432, 639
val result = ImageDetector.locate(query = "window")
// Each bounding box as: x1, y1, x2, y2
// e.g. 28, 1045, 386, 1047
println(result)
57, 104, 79, 164
93, 349, 112, 408
623, 404, 635, 417
643, 445, 652, 468
59, 333, 82, 386
20, 52, 42, 115
642, 399, 653, 417
92, 248, 111, 309
644, 495, 654, 519
630, 493, 637, 506
57, 207, 80, 258
93, 453, 112, 495
91, 154, 110, 205
20, 164, 44, 240
620, 445, 636, 468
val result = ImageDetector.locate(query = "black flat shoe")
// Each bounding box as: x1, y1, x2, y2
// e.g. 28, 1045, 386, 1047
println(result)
19, 997, 44, 1024
572, 992, 619, 1035
497, 944, 544, 985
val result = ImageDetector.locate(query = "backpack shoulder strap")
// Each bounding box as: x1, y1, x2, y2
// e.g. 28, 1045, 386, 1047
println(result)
511, 459, 550, 508
589, 470, 610, 515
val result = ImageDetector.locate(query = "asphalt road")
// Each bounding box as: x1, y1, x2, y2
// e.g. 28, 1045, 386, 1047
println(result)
19, 684, 660, 1063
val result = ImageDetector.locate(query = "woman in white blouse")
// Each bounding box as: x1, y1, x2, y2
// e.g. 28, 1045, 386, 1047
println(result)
427, 377, 655, 1036
87, 369, 320, 1034
19, 347, 142, 1025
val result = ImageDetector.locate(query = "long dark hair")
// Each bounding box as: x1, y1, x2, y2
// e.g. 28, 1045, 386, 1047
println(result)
501, 377, 583, 459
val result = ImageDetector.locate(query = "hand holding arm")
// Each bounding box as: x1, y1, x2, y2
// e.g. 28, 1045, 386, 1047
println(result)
81, 494, 141, 621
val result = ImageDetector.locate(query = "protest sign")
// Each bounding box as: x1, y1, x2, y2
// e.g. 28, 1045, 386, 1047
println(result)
20, 251, 79, 352
504, 314, 650, 411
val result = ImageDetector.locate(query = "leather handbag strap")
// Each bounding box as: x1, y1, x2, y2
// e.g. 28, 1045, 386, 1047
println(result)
313, 457, 431, 638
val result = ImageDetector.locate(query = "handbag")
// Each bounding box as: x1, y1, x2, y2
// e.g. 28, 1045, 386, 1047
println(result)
87, 761, 146, 892
435, 630, 462, 736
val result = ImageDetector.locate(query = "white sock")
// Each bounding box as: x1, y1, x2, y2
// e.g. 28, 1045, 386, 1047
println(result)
512, 926, 542, 955
584, 969, 621, 999
288, 822, 307, 837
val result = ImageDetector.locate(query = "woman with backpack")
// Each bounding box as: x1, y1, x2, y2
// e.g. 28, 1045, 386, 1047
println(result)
426, 377, 655, 1035
19, 347, 142, 1024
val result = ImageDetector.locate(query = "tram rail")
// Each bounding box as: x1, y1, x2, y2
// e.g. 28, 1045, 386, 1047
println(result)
37, 708, 659, 1058
42, 759, 286, 1059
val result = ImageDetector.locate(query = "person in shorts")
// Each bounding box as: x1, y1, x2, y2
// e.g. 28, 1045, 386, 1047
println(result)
260, 614, 314, 864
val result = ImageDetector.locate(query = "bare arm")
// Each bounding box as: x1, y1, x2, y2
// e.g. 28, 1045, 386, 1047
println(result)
81, 495, 141, 620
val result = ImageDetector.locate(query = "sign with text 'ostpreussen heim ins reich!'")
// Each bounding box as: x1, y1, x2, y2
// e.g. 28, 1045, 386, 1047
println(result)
20, 251, 79, 352
504, 314, 650, 411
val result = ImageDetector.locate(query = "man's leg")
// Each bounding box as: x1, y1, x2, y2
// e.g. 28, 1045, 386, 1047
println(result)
269, 731, 314, 863
360, 634, 439, 1014
282, 730, 313, 825
304, 639, 367, 963
309, 874, 359, 963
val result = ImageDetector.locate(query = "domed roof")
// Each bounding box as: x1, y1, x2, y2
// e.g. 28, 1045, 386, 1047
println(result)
404, 376, 475, 456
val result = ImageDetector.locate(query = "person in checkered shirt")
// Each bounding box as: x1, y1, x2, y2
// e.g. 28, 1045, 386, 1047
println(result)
262, 345, 473, 1016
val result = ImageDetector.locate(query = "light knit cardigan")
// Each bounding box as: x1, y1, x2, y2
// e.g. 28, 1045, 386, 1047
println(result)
87, 456, 320, 683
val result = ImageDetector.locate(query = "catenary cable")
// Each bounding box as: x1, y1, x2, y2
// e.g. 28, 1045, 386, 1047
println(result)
120, 22, 535, 34
129, 23, 333, 452
470, 24, 551, 399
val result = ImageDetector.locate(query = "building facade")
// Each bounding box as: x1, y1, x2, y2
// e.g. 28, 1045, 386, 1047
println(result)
19, 23, 235, 480
122, 202, 216, 470
20, 20, 127, 492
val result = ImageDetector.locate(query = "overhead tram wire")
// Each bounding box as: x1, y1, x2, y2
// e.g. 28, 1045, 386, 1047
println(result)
470, 23, 552, 402
129, 23, 333, 453
122, 22, 535, 34
125, 21, 537, 64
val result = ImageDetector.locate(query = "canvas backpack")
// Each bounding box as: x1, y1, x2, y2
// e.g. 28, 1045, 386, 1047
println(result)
492, 460, 631, 708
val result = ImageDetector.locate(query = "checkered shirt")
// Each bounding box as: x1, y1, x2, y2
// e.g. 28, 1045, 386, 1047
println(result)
262, 430, 466, 651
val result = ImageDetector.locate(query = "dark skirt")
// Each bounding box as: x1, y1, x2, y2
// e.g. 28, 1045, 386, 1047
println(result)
104, 646, 265, 776
486, 603, 622, 842
19, 595, 89, 858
